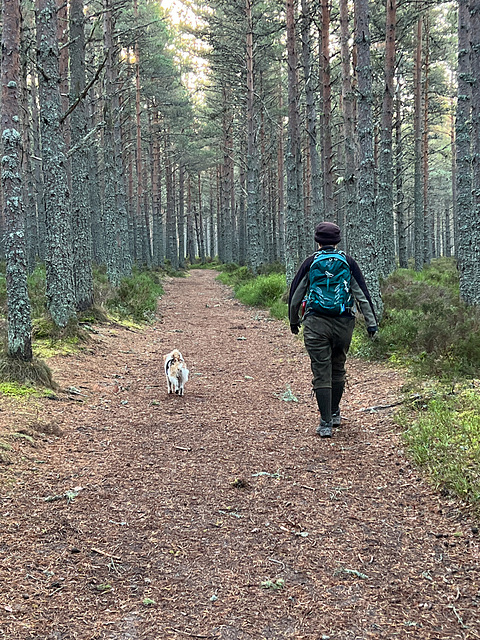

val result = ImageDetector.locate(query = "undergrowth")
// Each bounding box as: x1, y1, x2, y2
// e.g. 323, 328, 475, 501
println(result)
0, 264, 167, 387
216, 264, 288, 319
399, 386, 480, 505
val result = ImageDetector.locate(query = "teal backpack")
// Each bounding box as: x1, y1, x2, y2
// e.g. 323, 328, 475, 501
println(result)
305, 249, 353, 317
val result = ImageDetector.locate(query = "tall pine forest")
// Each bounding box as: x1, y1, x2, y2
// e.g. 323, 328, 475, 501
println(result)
0, 0, 478, 362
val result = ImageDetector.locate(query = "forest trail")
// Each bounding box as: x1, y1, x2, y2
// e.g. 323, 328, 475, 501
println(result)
1, 269, 479, 640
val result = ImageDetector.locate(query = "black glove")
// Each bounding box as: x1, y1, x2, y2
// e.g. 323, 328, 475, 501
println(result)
290, 324, 300, 335
367, 325, 378, 340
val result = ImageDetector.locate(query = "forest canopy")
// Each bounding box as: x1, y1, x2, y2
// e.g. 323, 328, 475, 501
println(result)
0, 0, 478, 364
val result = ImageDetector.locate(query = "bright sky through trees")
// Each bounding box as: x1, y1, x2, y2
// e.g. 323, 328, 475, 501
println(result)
160, 0, 209, 103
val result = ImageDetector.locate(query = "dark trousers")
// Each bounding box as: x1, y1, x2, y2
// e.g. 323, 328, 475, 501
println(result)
303, 314, 355, 389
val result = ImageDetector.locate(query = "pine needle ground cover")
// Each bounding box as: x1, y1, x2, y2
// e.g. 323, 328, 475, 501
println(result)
1, 269, 479, 639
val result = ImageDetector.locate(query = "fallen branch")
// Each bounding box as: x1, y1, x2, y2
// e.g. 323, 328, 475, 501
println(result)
167, 629, 219, 639
357, 400, 406, 412
91, 548, 121, 561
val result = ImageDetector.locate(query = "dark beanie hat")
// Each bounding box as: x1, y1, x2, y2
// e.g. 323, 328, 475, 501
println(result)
314, 221, 341, 245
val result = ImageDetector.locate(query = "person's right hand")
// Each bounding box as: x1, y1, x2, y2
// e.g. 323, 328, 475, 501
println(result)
290, 324, 300, 335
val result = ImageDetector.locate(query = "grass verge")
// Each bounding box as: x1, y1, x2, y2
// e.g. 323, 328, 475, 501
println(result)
216, 264, 288, 320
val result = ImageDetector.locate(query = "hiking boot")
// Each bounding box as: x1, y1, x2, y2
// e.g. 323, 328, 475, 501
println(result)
332, 410, 341, 427
316, 420, 333, 438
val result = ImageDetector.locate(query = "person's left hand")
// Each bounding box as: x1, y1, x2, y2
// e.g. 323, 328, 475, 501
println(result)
290, 324, 300, 335
367, 325, 378, 340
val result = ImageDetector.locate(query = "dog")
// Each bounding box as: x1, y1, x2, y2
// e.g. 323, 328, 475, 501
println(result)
164, 349, 189, 396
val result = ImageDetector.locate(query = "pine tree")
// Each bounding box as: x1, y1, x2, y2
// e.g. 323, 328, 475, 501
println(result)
351, 0, 383, 318
376, 0, 397, 277
285, 0, 304, 282
413, 13, 424, 270
246, 0, 261, 271
2, 0, 33, 360
69, 0, 94, 311
465, 0, 480, 304
456, 0, 475, 303
301, 0, 322, 225
339, 0, 355, 251
35, 0, 76, 328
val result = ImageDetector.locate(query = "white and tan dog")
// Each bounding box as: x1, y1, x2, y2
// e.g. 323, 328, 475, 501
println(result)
164, 349, 189, 396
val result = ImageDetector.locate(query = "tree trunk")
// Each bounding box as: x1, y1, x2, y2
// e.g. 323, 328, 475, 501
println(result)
301, 0, 323, 228
20, 7, 38, 272
2, 0, 33, 360
57, 0, 70, 168
465, 0, 480, 304
445, 201, 452, 258
285, 0, 303, 283
352, 0, 383, 318
238, 141, 247, 265
36, 0, 76, 327
209, 171, 216, 259
320, 0, 334, 221
449, 106, 457, 257
31, 79, 46, 262
246, 0, 261, 271
151, 110, 163, 267
88, 90, 104, 266
178, 164, 186, 267
113, 63, 132, 276
456, 0, 475, 303
164, 130, 178, 269
198, 174, 206, 263
423, 12, 432, 265
186, 175, 195, 263
277, 84, 285, 263
376, 0, 396, 277
69, 0, 93, 311
102, 0, 122, 285
413, 15, 424, 270
133, 0, 151, 266
395, 72, 408, 268
339, 0, 355, 252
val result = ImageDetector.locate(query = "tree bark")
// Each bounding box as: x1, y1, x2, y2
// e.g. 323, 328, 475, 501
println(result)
285, 0, 303, 283
339, 0, 355, 253
465, 0, 480, 304
178, 164, 186, 268
422, 12, 432, 265
70, 0, 93, 311
377, 0, 396, 277
456, 0, 475, 303
246, 0, 261, 271
36, 0, 76, 327
413, 14, 424, 270
301, 0, 323, 230
395, 72, 408, 268
2, 0, 33, 359
320, 0, 334, 221
102, 0, 123, 285
352, 0, 383, 319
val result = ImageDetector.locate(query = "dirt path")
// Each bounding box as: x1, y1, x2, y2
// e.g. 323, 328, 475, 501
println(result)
1, 269, 479, 640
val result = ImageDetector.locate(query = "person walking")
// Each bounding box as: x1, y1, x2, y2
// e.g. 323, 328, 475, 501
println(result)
288, 222, 378, 438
